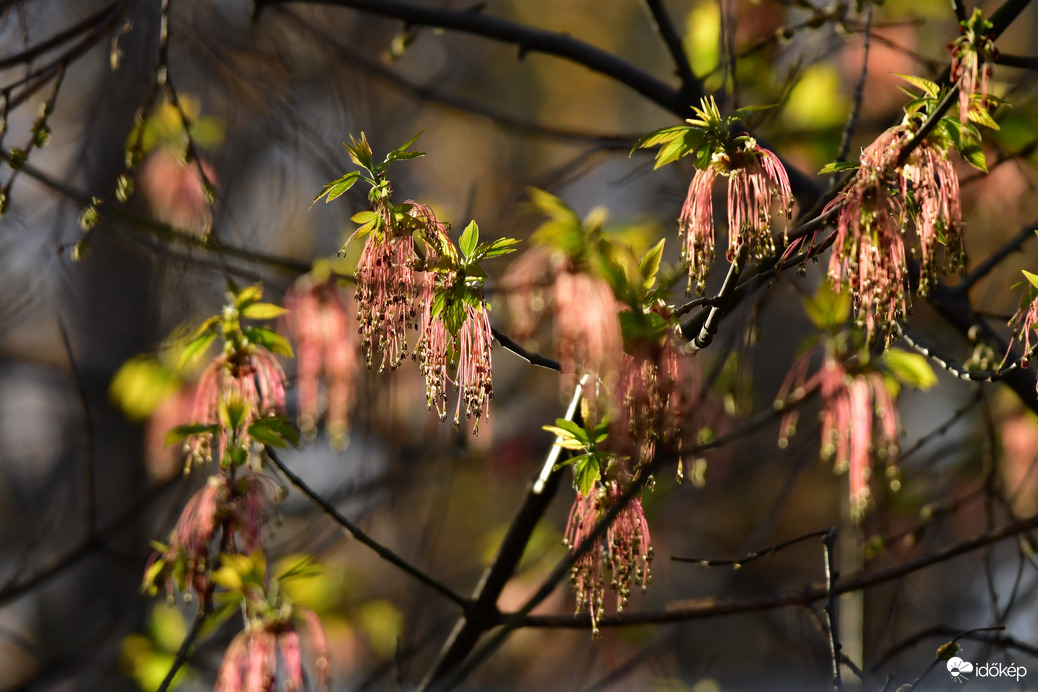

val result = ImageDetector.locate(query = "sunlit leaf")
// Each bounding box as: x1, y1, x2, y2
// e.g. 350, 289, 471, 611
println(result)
882, 348, 938, 390
241, 302, 286, 320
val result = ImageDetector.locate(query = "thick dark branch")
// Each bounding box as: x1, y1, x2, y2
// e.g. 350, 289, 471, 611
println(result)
518, 509, 1038, 629
258, 0, 688, 114
491, 327, 561, 372
996, 53, 1038, 70
265, 447, 470, 609
642, 0, 702, 104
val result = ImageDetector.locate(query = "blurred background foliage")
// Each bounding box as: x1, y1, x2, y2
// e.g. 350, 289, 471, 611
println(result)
2, 0, 1038, 690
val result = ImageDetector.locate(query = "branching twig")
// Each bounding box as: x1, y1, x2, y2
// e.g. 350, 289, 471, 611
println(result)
264, 447, 470, 609
156, 601, 210, 692
822, 528, 843, 692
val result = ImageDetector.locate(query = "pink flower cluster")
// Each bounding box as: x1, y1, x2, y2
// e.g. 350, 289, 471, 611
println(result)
680, 140, 792, 292
284, 278, 360, 448
143, 472, 277, 600
779, 354, 900, 519
216, 608, 329, 692
553, 268, 625, 390
1009, 294, 1038, 387
826, 126, 963, 342
188, 348, 287, 465
354, 223, 418, 373
564, 480, 652, 636
949, 14, 998, 127
616, 336, 697, 467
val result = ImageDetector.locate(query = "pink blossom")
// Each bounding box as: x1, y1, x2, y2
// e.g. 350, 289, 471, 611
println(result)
1008, 294, 1038, 389
826, 126, 965, 340
616, 336, 698, 467
143, 472, 278, 599
215, 609, 330, 692
354, 227, 418, 373
500, 246, 553, 341
284, 278, 360, 448
553, 269, 624, 391
679, 141, 791, 293
818, 359, 900, 519
187, 348, 287, 465
565, 480, 652, 636
415, 285, 495, 433
679, 168, 717, 294
949, 13, 998, 128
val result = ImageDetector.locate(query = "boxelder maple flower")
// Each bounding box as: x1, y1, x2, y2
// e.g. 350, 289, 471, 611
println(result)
778, 353, 900, 520
680, 139, 791, 292
553, 268, 625, 389
284, 277, 359, 448
949, 8, 998, 127
354, 223, 418, 373
215, 608, 329, 692
143, 472, 278, 600
825, 125, 964, 341
188, 347, 287, 464
565, 480, 652, 637
617, 335, 697, 467
1008, 287, 1038, 389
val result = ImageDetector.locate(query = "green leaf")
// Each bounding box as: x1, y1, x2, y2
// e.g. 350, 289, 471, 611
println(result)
958, 144, 988, 172
241, 302, 286, 320
248, 419, 291, 447
653, 136, 689, 169
109, 356, 181, 422
442, 296, 467, 335
893, 73, 941, 98
164, 423, 220, 446
310, 171, 360, 209
178, 331, 217, 371
459, 220, 478, 259
234, 284, 263, 309
637, 238, 665, 291
818, 160, 861, 175
882, 348, 938, 390
389, 130, 425, 158
549, 418, 591, 442
803, 282, 851, 330
476, 237, 521, 259
631, 124, 690, 153
243, 326, 294, 358
343, 132, 374, 172
431, 289, 447, 318
351, 211, 378, 225
573, 455, 601, 496
1022, 269, 1038, 290
968, 105, 1000, 131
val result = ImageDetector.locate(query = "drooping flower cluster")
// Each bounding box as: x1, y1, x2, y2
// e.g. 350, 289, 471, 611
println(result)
825, 125, 964, 342
215, 605, 330, 692
188, 347, 287, 465
143, 472, 278, 600
680, 138, 792, 292
616, 334, 697, 467
552, 267, 625, 390
949, 8, 999, 127
1008, 288, 1038, 389
354, 218, 419, 372
778, 353, 901, 520
284, 277, 360, 448
564, 480, 652, 637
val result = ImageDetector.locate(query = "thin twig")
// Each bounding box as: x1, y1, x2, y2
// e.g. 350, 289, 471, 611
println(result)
264, 447, 470, 609
836, 4, 872, 164
57, 317, 96, 536
156, 602, 210, 692
822, 528, 844, 692
672, 529, 831, 567
642, 0, 701, 104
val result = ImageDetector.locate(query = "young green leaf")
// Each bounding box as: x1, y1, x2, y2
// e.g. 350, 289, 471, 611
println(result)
243, 326, 295, 358
572, 454, 601, 496
179, 331, 217, 370
818, 161, 861, 175
459, 220, 479, 259
638, 238, 665, 291
893, 73, 941, 99
1022, 269, 1038, 290
475, 237, 521, 259
882, 348, 938, 390
241, 302, 286, 320
630, 124, 690, 154
164, 423, 220, 447
310, 171, 360, 209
